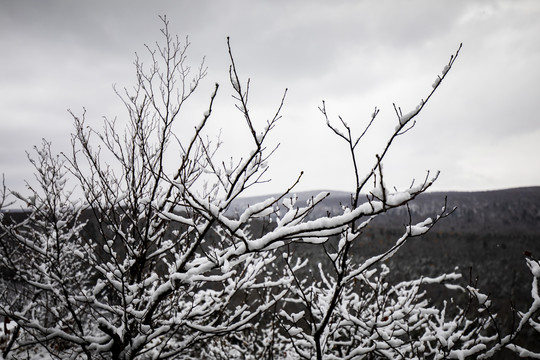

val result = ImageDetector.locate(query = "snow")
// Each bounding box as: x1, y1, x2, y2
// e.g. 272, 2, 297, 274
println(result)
386, 191, 411, 206
399, 110, 416, 125
449, 344, 487, 359
408, 217, 433, 236
290, 311, 305, 323
467, 285, 489, 305
398, 102, 423, 125
288, 327, 303, 336
442, 64, 451, 75
3, 60, 538, 359
238, 197, 276, 223
528, 258, 540, 278
506, 344, 540, 359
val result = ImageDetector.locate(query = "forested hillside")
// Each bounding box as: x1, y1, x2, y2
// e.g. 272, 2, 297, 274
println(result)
231, 186, 540, 357
3, 187, 539, 357
232, 186, 540, 299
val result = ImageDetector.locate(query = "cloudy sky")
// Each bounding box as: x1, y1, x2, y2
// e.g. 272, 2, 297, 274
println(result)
1, 0, 539, 198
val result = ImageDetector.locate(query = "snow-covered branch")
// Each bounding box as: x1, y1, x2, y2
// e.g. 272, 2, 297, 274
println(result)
1, 20, 537, 360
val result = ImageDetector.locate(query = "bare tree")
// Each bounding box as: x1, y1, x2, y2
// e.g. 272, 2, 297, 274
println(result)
1, 16, 539, 360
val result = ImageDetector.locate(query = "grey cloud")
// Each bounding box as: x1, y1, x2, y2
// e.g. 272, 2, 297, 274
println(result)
1, 0, 539, 195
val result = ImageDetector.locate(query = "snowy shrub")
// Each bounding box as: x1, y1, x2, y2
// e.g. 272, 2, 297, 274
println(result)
1, 16, 539, 360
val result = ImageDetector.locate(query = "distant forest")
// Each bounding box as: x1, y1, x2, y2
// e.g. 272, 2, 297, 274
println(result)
231, 186, 540, 356
3, 186, 540, 357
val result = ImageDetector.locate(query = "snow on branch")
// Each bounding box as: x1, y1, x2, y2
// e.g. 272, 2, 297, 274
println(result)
2, 25, 538, 360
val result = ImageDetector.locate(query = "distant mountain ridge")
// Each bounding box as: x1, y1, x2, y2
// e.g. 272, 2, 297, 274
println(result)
230, 186, 540, 235
4, 186, 539, 236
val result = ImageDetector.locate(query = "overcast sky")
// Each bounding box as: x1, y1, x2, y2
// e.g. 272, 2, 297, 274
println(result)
1, 0, 539, 198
